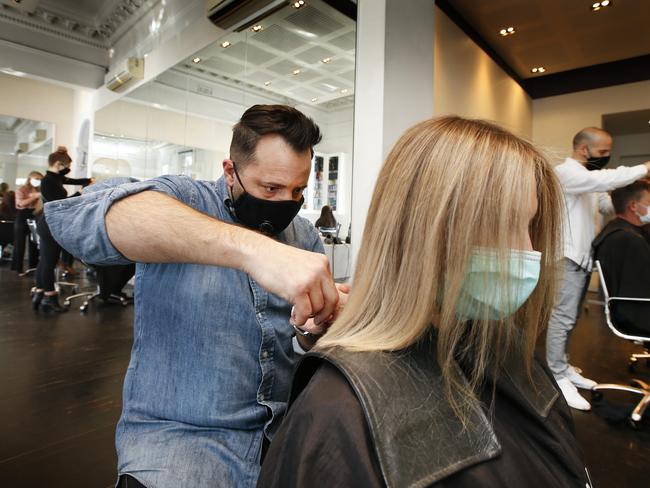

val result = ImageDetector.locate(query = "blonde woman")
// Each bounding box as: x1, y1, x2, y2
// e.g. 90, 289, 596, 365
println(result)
258, 117, 591, 487
12, 171, 43, 274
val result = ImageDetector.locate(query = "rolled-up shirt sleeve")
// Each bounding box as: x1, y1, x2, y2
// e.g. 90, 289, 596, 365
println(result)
44, 175, 197, 265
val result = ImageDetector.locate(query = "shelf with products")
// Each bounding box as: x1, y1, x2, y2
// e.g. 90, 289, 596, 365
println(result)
305, 153, 344, 213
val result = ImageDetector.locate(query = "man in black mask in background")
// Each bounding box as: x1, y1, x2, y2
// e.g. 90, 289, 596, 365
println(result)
45, 105, 346, 488
546, 127, 650, 412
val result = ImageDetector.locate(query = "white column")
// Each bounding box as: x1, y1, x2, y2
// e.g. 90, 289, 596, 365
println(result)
70, 89, 95, 178
350, 0, 435, 267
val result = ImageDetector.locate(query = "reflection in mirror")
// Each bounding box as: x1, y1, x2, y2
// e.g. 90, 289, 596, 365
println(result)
0, 115, 54, 189
92, 0, 356, 279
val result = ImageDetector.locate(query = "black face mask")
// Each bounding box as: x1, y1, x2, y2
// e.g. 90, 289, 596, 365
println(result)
585, 148, 610, 171
59, 167, 71, 176
229, 163, 303, 236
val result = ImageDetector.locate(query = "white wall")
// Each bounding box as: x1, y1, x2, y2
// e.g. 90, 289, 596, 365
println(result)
532, 80, 650, 161
95, 100, 232, 157
433, 8, 533, 139
0, 73, 75, 149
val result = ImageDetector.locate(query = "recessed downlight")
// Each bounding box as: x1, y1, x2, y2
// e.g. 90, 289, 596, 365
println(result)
264, 81, 271, 86
292, 0, 306, 8
321, 57, 332, 64
311, 97, 318, 102
340, 88, 348, 94
531, 66, 546, 73
591, 1, 611, 11
192, 57, 201, 64
251, 24, 263, 33
292, 68, 301, 75
220, 41, 232, 48
499, 26, 516, 36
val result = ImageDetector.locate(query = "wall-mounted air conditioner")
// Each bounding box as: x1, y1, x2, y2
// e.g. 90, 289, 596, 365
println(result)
105, 58, 145, 92
206, 0, 288, 32
16, 143, 28, 154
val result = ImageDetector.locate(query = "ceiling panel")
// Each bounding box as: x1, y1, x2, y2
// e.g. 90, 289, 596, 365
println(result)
177, 0, 356, 107
285, 5, 344, 37
251, 24, 306, 54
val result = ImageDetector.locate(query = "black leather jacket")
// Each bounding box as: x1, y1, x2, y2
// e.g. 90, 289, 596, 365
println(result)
287, 339, 588, 487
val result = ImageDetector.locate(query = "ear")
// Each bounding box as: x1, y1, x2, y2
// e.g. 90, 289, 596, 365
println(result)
223, 159, 235, 187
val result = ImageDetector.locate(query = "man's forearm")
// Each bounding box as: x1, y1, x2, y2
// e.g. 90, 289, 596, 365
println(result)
105, 190, 262, 271
105, 190, 339, 326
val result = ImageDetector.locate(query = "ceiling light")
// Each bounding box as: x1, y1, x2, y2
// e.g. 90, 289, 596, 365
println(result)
499, 26, 516, 36
531, 66, 546, 73
192, 57, 201, 64
251, 24, 263, 32
292, 0, 306, 8
292, 69, 301, 75
311, 97, 318, 102
321, 57, 332, 64
220, 41, 231, 48
340, 88, 348, 94
591, 1, 611, 11
264, 81, 271, 86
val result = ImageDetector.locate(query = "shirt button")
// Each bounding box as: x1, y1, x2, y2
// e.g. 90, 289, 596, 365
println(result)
261, 351, 269, 359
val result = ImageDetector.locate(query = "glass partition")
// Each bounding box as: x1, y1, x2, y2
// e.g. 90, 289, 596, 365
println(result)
0, 116, 54, 188
93, 0, 356, 277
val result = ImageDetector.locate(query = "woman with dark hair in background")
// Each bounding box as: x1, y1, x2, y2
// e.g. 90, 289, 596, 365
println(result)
0, 190, 17, 220
11, 171, 43, 274
314, 205, 337, 229
33, 147, 91, 313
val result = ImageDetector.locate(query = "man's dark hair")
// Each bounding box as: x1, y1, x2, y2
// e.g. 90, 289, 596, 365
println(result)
230, 105, 322, 166
611, 179, 650, 214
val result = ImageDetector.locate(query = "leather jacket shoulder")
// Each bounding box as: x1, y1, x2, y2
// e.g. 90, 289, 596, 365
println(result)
291, 341, 559, 488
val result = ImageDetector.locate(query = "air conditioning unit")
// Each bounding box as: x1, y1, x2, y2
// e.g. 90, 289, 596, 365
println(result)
206, 0, 288, 32
105, 57, 145, 92
16, 142, 28, 154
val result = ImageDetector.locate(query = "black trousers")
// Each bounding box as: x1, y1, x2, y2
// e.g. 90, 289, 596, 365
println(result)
35, 215, 61, 292
11, 209, 39, 273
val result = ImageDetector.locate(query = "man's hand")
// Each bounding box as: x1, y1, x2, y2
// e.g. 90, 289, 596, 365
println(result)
644, 161, 650, 173
241, 238, 339, 327
294, 283, 350, 350
294, 282, 350, 335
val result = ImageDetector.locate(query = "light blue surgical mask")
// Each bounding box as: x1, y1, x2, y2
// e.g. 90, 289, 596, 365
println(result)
457, 248, 542, 320
635, 203, 650, 224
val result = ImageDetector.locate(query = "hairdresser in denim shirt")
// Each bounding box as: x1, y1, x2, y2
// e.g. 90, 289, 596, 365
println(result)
44, 105, 343, 488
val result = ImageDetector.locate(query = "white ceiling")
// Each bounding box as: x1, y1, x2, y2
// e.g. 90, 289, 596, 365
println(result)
175, 0, 356, 108
0, 0, 149, 45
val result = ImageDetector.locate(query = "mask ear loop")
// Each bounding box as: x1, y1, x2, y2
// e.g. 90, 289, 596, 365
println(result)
231, 161, 249, 195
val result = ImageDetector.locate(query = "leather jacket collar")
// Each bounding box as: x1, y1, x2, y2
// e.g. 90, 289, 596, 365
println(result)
291, 339, 558, 487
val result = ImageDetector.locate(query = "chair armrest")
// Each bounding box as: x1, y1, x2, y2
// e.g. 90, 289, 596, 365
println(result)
608, 296, 650, 303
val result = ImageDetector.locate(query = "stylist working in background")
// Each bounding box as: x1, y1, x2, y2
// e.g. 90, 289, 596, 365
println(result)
33, 147, 92, 313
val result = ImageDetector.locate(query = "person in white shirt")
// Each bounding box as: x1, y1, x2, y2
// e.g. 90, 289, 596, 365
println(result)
547, 127, 650, 411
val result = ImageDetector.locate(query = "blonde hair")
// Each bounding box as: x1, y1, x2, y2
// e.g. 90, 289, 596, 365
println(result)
317, 116, 563, 424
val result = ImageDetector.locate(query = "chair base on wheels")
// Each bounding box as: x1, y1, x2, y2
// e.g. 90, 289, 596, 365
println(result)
629, 344, 650, 371
65, 289, 131, 312
592, 380, 650, 426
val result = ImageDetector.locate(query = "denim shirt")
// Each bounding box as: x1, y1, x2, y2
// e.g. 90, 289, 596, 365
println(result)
44, 175, 324, 488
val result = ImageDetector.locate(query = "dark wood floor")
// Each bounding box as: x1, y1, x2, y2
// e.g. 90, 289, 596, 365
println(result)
0, 265, 648, 487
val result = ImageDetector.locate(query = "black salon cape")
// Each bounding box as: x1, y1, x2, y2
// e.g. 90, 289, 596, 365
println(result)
593, 217, 650, 335
257, 362, 588, 488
